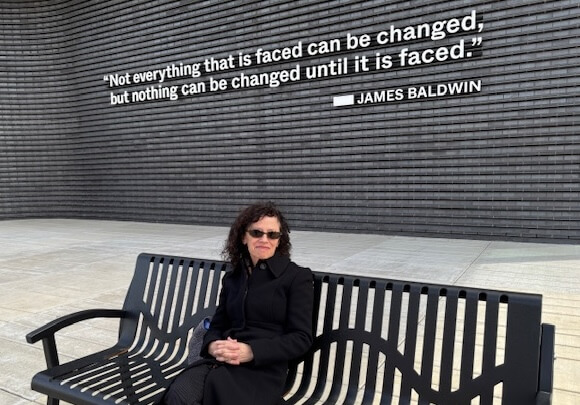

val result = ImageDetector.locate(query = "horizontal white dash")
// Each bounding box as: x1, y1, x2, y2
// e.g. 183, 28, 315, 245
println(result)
333, 95, 354, 107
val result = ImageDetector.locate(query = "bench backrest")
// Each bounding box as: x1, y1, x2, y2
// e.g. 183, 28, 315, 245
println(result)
284, 272, 544, 405
118, 254, 544, 404
114, 254, 229, 402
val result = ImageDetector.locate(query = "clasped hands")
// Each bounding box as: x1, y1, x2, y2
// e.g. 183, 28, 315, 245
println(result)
208, 337, 254, 365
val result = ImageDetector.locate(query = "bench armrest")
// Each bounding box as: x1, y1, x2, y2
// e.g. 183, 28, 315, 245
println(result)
536, 323, 555, 405
26, 309, 126, 369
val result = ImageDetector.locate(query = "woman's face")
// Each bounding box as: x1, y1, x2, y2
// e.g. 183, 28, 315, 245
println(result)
243, 215, 281, 265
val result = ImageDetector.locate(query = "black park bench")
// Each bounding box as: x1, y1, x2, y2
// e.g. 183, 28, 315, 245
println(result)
26, 253, 555, 405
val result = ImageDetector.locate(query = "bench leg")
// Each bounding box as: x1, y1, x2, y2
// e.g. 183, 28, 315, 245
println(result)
47, 396, 59, 405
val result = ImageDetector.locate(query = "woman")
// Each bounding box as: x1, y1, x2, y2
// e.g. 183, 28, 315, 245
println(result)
164, 201, 314, 405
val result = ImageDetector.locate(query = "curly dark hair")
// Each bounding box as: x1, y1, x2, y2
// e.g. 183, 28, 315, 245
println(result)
223, 201, 291, 269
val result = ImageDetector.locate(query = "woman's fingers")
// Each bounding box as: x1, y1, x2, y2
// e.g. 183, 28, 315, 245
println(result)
210, 338, 241, 363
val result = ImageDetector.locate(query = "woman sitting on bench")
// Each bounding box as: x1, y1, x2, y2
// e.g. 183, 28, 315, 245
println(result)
163, 201, 314, 405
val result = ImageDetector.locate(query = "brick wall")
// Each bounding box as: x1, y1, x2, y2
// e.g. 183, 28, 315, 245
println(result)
1, 0, 579, 241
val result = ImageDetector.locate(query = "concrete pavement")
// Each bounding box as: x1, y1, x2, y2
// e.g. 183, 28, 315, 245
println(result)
0, 219, 578, 404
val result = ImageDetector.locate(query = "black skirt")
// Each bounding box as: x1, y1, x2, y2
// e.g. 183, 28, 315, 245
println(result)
161, 360, 217, 405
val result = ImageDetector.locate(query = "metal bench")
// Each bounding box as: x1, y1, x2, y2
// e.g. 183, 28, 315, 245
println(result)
27, 253, 555, 404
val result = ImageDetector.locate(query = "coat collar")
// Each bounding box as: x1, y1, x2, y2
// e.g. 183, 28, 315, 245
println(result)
255, 252, 291, 278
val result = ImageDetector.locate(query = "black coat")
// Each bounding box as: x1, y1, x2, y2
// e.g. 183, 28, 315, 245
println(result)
200, 252, 314, 405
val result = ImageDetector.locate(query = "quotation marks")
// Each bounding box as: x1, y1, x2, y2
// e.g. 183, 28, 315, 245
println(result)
466, 37, 483, 57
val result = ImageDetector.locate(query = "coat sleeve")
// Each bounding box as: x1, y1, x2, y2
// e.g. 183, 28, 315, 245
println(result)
249, 265, 314, 366
200, 273, 231, 357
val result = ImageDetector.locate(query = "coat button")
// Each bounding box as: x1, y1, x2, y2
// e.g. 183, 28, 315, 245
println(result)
260, 263, 267, 270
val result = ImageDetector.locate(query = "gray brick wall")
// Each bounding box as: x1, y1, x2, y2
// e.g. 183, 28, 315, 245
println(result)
1, 0, 579, 241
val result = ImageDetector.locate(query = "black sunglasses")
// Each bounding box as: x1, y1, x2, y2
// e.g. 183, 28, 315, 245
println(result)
246, 229, 282, 240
